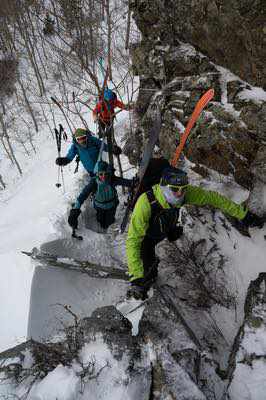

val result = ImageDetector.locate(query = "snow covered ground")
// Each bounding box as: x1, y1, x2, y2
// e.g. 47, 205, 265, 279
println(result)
0, 73, 266, 398
0, 109, 132, 352
1, 113, 266, 354
0, 135, 73, 351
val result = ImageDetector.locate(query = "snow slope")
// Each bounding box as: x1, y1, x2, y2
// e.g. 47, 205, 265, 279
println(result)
0, 109, 132, 351
0, 136, 71, 351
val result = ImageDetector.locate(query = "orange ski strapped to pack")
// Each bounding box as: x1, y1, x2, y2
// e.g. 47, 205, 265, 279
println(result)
171, 88, 214, 167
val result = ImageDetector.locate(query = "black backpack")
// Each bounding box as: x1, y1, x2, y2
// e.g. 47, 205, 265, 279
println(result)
136, 157, 170, 201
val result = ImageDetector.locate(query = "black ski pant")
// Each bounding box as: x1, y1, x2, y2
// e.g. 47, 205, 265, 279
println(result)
95, 205, 117, 229
140, 237, 161, 284
98, 120, 113, 138
98, 120, 115, 169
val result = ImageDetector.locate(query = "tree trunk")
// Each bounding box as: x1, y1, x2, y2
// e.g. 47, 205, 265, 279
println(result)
0, 173, 6, 189
17, 77, 39, 132
105, 0, 112, 80
0, 114, 23, 175
4, 134, 23, 175
0, 136, 14, 165
125, 2, 131, 50
16, 16, 45, 96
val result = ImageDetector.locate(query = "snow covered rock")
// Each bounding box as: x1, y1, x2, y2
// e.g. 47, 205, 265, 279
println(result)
128, 0, 266, 190
130, 0, 266, 88
227, 273, 266, 400
0, 307, 152, 399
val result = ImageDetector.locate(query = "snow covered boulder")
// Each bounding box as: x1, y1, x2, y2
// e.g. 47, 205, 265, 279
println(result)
227, 273, 266, 400
0, 307, 152, 399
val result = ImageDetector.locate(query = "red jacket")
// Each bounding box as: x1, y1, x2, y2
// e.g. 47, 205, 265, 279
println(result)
93, 99, 125, 123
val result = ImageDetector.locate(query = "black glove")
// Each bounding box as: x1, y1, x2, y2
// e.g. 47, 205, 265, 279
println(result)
127, 278, 148, 300
241, 211, 264, 229
167, 225, 183, 242
112, 145, 122, 156
68, 208, 81, 229
56, 157, 70, 166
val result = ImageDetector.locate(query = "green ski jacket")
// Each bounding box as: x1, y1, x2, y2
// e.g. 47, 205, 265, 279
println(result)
126, 184, 247, 281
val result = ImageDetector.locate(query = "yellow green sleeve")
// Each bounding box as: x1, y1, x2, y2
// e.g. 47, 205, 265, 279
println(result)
126, 193, 151, 280
185, 186, 248, 220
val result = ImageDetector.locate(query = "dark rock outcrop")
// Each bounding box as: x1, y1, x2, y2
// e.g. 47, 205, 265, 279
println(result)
226, 273, 266, 399
125, 3, 266, 190
130, 0, 266, 88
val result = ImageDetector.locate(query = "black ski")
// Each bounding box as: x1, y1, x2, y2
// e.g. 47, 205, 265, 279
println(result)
22, 250, 128, 281
120, 105, 161, 233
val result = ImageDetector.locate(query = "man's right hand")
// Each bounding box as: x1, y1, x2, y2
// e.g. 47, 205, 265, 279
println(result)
68, 208, 81, 229
55, 157, 70, 166
167, 225, 183, 242
126, 278, 148, 301
241, 211, 265, 228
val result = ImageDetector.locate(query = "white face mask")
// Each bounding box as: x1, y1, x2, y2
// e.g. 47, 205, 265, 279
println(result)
160, 185, 185, 206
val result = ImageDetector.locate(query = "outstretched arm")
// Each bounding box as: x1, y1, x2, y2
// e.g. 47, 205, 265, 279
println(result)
185, 186, 248, 220
92, 103, 101, 121
126, 193, 151, 281
65, 143, 78, 162
56, 143, 77, 166
114, 99, 126, 110
112, 176, 133, 188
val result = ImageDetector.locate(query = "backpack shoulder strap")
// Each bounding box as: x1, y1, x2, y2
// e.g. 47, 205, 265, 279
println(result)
146, 189, 162, 217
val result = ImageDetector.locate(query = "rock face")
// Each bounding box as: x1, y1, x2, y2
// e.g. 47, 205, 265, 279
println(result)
124, 1, 266, 193
247, 145, 266, 216
0, 302, 218, 399
0, 307, 151, 399
227, 273, 266, 399
0, 294, 226, 399
130, 0, 266, 89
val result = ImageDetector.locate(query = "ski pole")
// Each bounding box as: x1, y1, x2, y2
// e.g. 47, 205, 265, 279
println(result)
55, 127, 62, 188
60, 166, 65, 192
109, 119, 125, 193
55, 125, 68, 190
106, 123, 114, 170
58, 124, 68, 191
59, 123, 68, 141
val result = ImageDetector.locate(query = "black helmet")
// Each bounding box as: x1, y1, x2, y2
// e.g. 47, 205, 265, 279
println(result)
161, 167, 188, 187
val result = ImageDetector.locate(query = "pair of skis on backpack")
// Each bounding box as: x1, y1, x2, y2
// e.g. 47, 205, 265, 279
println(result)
120, 88, 215, 233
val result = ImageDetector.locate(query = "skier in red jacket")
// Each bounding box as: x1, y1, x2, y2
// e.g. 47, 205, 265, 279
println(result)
92, 88, 128, 137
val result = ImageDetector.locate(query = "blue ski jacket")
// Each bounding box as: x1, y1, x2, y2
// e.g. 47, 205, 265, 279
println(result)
66, 133, 108, 174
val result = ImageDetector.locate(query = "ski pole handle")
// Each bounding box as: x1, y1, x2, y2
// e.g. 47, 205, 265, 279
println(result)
59, 124, 68, 141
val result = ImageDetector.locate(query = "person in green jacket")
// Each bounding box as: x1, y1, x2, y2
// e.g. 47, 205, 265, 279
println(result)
126, 166, 264, 300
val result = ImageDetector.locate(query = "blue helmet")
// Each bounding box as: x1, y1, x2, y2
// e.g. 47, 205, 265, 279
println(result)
103, 88, 114, 102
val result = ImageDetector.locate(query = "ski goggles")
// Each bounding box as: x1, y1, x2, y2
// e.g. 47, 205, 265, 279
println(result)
167, 184, 189, 193
98, 172, 108, 177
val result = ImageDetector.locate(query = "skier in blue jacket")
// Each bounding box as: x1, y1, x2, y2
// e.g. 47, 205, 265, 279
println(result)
55, 128, 121, 176
68, 161, 133, 230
